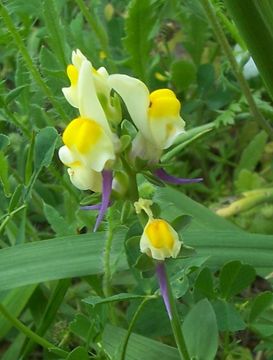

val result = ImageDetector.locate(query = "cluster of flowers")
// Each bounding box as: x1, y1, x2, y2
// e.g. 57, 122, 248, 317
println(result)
59, 50, 201, 260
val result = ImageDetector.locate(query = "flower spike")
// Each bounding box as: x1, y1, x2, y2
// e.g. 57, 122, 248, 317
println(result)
155, 168, 203, 185
93, 170, 113, 232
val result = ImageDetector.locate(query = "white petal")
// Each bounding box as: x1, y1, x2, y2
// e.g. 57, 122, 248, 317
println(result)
68, 167, 102, 192
79, 131, 115, 172
58, 146, 76, 165
131, 132, 161, 163
72, 49, 87, 69
108, 74, 151, 136
62, 86, 78, 108
149, 116, 185, 149
78, 60, 112, 136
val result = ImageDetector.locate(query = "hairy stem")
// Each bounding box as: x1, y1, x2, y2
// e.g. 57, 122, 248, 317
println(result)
0, 303, 68, 358
201, 0, 273, 139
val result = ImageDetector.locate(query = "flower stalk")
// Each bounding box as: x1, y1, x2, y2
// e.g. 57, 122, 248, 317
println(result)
156, 262, 190, 360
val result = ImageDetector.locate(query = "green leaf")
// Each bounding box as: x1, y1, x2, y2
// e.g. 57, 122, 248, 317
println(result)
171, 215, 192, 233
224, 0, 273, 100
102, 324, 180, 359
142, 171, 165, 187
83, 293, 151, 307
0, 232, 127, 290
124, 0, 161, 82
1, 333, 25, 360
43, 202, 76, 236
24, 132, 35, 186
182, 299, 218, 360
66, 346, 89, 360
43, 0, 68, 68
161, 122, 215, 163
171, 274, 189, 299
249, 291, 273, 323
155, 187, 273, 276
5, 85, 28, 105
171, 60, 196, 91
155, 186, 239, 231
0, 134, 10, 150
235, 130, 268, 179
0, 285, 36, 337
70, 314, 91, 341
235, 169, 264, 192
194, 267, 214, 301
212, 299, 246, 332
134, 253, 155, 272
22, 279, 71, 358
0, 151, 10, 197
219, 260, 256, 299
8, 184, 23, 212
120, 134, 132, 152
34, 127, 59, 171
197, 63, 215, 92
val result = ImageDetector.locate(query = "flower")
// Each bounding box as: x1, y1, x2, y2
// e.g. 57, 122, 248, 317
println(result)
140, 219, 182, 261
63, 49, 121, 126
58, 116, 116, 187
59, 50, 124, 231
108, 75, 185, 162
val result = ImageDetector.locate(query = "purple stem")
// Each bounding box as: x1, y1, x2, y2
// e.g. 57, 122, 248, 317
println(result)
156, 262, 172, 320
155, 168, 203, 184
93, 170, 113, 232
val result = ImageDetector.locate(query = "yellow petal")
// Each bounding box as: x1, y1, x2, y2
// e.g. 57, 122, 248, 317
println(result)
67, 64, 78, 86
62, 117, 102, 154
145, 219, 174, 250
148, 90, 181, 119
140, 218, 181, 260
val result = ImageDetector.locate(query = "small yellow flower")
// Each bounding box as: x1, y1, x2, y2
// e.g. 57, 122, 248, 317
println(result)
108, 75, 185, 161
140, 218, 182, 261
63, 49, 121, 128
58, 116, 115, 192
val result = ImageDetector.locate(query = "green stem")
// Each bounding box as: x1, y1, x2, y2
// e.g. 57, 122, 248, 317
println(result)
120, 297, 150, 360
216, 188, 273, 217
21, 279, 71, 359
0, 303, 68, 358
156, 262, 190, 360
201, 0, 273, 140
0, 2, 66, 120
74, 0, 116, 71
0, 205, 26, 234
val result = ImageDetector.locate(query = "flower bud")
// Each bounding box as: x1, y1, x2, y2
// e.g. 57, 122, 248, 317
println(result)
140, 219, 182, 260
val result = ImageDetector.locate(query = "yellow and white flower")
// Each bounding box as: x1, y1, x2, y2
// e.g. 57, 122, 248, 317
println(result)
58, 116, 116, 192
140, 218, 182, 261
108, 74, 185, 161
63, 49, 121, 127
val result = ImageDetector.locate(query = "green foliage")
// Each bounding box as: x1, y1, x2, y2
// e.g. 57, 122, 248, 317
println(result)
219, 261, 256, 299
0, 0, 273, 358
123, 0, 162, 82
182, 299, 218, 360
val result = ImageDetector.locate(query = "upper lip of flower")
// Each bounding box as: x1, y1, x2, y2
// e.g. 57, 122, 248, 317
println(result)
108, 74, 185, 150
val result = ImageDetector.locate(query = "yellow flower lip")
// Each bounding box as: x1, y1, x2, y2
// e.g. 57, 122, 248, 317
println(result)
148, 88, 181, 119
67, 64, 78, 86
145, 219, 174, 250
62, 117, 102, 154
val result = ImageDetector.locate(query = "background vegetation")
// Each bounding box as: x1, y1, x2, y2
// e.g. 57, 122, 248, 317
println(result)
0, 0, 273, 359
